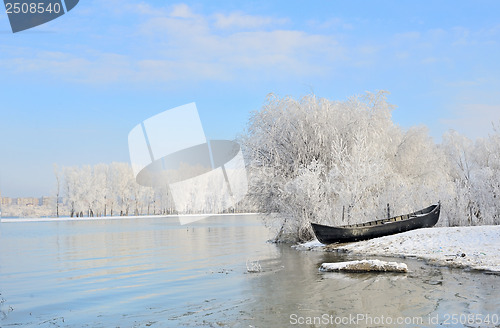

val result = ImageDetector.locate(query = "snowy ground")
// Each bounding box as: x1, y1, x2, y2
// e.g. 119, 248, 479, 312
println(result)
295, 226, 500, 272
320, 259, 408, 273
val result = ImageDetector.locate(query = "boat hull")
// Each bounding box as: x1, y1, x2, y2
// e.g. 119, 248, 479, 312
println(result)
311, 204, 440, 244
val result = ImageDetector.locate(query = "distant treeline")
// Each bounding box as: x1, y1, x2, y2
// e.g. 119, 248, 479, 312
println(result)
2, 161, 252, 218
54, 162, 252, 218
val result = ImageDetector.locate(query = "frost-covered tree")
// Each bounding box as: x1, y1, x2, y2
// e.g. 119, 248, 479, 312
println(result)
91, 163, 108, 216
58, 162, 177, 217
63, 166, 79, 217
53, 164, 61, 217
442, 125, 500, 226
242, 92, 449, 242
441, 130, 478, 226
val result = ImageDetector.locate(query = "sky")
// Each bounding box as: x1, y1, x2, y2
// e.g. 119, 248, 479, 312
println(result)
1, 0, 500, 197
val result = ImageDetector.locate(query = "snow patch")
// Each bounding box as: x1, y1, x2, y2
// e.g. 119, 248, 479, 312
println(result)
299, 226, 500, 272
292, 239, 325, 251
320, 260, 408, 273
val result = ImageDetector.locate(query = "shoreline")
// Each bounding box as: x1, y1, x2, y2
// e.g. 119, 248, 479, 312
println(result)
0, 212, 260, 223
295, 225, 500, 273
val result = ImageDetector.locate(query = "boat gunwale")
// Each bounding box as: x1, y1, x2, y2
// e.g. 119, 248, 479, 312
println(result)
312, 203, 440, 230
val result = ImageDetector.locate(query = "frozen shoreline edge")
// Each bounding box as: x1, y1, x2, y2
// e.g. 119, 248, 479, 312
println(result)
0, 212, 260, 223
294, 226, 500, 273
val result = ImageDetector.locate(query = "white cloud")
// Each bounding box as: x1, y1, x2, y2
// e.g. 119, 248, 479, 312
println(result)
133, 6, 342, 79
393, 31, 421, 43
427, 28, 447, 39
421, 57, 441, 65
170, 3, 198, 19
307, 17, 353, 30
213, 11, 287, 29
95, 0, 164, 17
1, 50, 133, 83
1, 3, 343, 84
9, 2, 497, 90
445, 78, 487, 88
134, 3, 165, 16
451, 27, 472, 46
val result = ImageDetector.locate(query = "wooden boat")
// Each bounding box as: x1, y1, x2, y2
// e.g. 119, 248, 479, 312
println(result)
311, 203, 440, 244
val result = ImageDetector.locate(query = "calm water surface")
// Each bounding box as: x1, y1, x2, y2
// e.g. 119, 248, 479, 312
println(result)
0, 215, 499, 327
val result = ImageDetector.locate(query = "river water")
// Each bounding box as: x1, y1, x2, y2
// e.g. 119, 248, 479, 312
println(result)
0, 215, 499, 327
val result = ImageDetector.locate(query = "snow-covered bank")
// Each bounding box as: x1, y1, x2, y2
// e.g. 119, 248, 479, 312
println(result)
295, 226, 500, 272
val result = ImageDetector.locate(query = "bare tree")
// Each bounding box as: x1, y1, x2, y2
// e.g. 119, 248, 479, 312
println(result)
53, 163, 60, 217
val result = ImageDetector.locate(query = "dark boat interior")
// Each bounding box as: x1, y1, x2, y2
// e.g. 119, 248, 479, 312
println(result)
341, 204, 438, 228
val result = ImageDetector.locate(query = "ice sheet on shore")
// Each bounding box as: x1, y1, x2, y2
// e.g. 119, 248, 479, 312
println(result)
320, 260, 408, 273
297, 226, 500, 272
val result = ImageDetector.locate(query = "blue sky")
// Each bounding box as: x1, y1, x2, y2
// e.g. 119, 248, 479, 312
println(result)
1, 0, 500, 197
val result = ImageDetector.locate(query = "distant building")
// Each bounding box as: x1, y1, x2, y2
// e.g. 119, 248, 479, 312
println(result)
1, 196, 13, 206
16, 197, 39, 206
42, 196, 53, 206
